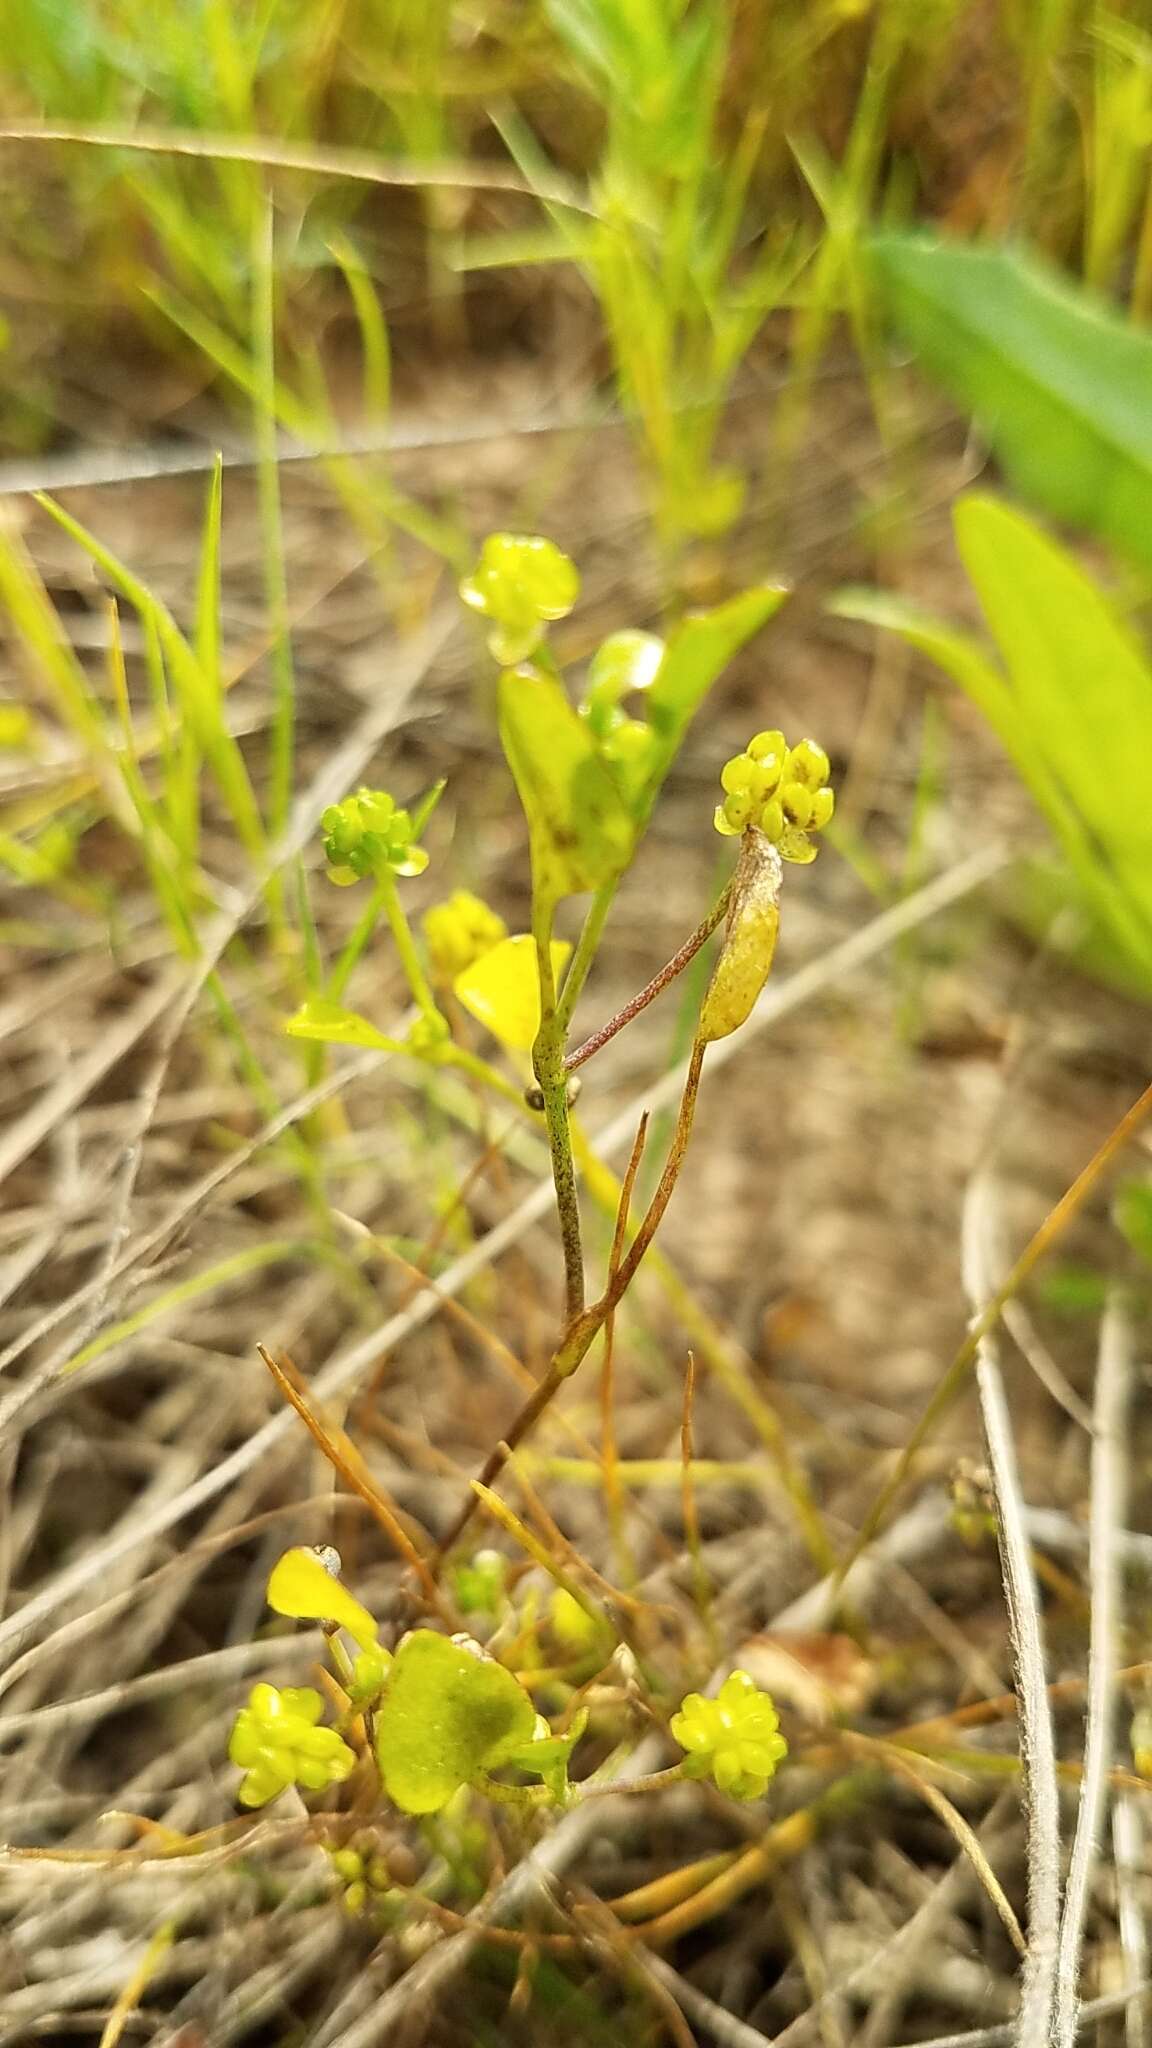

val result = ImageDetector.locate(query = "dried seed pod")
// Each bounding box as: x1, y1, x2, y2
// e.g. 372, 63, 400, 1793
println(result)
699, 830, 783, 1043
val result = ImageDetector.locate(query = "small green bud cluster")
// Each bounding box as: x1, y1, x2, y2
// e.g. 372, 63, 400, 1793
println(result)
228, 1683, 357, 1809
715, 732, 834, 864
321, 788, 429, 885
579, 629, 663, 782
327, 1835, 406, 1917
422, 891, 508, 984
459, 533, 579, 665
671, 1669, 788, 1801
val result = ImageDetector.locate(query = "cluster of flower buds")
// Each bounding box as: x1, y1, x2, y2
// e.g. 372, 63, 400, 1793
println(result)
671, 1669, 788, 1801
320, 788, 430, 885
228, 1684, 357, 1809
327, 1835, 411, 1917
459, 533, 579, 665
422, 890, 509, 983
715, 732, 834, 864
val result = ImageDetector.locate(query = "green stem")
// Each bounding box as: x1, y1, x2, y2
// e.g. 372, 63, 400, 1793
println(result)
379, 869, 442, 1028
253, 199, 296, 858
432, 1037, 709, 1566
573, 1764, 688, 1801
532, 893, 585, 1325
557, 878, 619, 1036
471, 1773, 553, 1811
328, 877, 391, 1004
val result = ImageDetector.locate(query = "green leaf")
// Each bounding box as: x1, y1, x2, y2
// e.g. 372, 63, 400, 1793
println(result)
833, 496, 1152, 990
498, 666, 634, 901
642, 585, 789, 811
869, 234, 1152, 574
283, 999, 404, 1052
501, 1707, 589, 1804
953, 496, 1152, 867
374, 1631, 537, 1815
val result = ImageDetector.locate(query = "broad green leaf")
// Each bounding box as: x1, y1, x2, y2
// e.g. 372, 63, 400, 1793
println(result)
953, 496, 1152, 868
833, 496, 1152, 988
283, 999, 404, 1052
498, 667, 634, 901
374, 1631, 537, 1815
642, 585, 789, 812
454, 934, 571, 1052
266, 1547, 380, 1652
869, 234, 1152, 574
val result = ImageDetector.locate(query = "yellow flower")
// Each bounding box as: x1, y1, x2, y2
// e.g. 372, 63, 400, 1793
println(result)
671, 1670, 788, 1801
422, 890, 508, 983
715, 735, 834, 864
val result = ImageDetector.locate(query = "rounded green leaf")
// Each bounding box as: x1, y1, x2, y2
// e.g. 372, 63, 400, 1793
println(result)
374, 1630, 537, 1815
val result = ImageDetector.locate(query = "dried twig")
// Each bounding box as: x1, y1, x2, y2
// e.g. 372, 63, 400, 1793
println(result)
1112, 1799, 1149, 2048
1052, 1287, 1134, 2046
962, 1176, 1061, 2048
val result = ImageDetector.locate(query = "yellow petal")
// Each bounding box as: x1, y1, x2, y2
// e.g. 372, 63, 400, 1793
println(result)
266, 1547, 379, 1650
453, 935, 571, 1052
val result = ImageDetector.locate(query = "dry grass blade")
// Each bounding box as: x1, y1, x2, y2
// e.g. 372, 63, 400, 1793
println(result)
1052, 1287, 1134, 2046
0, 123, 591, 212
629, 1947, 780, 2047
255, 1345, 450, 1618
1112, 1799, 1149, 2048
774, 1798, 1020, 2048
852, 1739, 1024, 1957
891, 1978, 1152, 2048
962, 1175, 1061, 2048
96, 1922, 174, 2048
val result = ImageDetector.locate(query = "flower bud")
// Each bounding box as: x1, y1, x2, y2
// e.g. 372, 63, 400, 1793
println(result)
714, 733, 834, 862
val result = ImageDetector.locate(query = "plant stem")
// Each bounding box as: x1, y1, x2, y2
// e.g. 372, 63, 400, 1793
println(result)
565, 888, 729, 1074
557, 878, 618, 1036
379, 869, 441, 1027
253, 197, 296, 856
600, 1114, 649, 1589
432, 1038, 709, 1565
573, 1764, 688, 1802
532, 894, 585, 1324
593, 1038, 706, 1314
328, 877, 391, 1003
